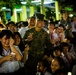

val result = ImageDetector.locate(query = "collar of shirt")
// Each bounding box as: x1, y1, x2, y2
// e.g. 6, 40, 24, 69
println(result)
2, 48, 11, 56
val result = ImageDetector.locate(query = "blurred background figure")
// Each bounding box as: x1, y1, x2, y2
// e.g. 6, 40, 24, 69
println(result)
6, 21, 17, 33
36, 59, 52, 75
18, 21, 28, 38
23, 13, 51, 75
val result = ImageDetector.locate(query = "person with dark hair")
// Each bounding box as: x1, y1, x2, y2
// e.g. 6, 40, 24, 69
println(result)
42, 49, 54, 64
50, 57, 68, 75
60, 42, 76, 71
59, 11, 72, 39
58, 25, 65, 42
6, 21, 17, 33
18, 16, 36, 39
23, 14, 51, 75
36, 59, 52, 75
65, 37, 76, 57
53, 46, 69, 70
0, 30, 22, 74
59, 11, 71, 29
18, 21, 28, 38
13, 32, 29, 63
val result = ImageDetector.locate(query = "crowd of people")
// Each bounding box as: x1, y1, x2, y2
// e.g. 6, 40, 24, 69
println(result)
0, 12, 76, 75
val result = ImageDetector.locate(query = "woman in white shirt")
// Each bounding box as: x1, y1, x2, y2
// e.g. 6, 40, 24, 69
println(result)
0, 30, 22, 74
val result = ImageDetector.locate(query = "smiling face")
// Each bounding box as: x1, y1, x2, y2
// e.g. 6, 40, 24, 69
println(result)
14, 34, 21, 45
62, 46, 68, 55
37, 61, 45, 72
7, 24, 15, 33
36, 20, 44, 28
29, 17, 36, 26
53, 50, 61, 57
0, 30, 14, 50
0, 35, 10, 49
51, 59, 60, 73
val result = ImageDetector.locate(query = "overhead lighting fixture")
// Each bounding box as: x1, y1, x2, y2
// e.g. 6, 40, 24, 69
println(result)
32, 0, 55, 5
1, 7, 11, 11
44, 1, 55, 4
2, 7, 6, 10
16, 9, 22, 12
32, 0, 41, 3
21, 2, 27, 4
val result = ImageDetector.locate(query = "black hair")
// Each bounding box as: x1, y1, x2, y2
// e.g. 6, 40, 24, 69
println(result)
43, 48, 54, 58
59, 24, 65, 30
54, 57, 65, 69
0, 30, 14, 55
60, 42, 68, 48
49, 22, 55, 26
61, 11, 67, 15
6, 21, 15, 26
60, 42, 69, 51
13, 32, 25, 52
31, 16, 36, 19
53, 46, 61, 52
22, 21, 28, 27
0, 29, 14, 39
65, 37, 72, 42
37, 59, 50, 72
53, 57, 68, 75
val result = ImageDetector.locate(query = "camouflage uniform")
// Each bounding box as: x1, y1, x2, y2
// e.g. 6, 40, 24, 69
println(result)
23, 27, 51, 59
23, 27, 51, 75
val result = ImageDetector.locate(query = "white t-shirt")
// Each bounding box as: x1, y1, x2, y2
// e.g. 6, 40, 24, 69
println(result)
18, 26, 29, 38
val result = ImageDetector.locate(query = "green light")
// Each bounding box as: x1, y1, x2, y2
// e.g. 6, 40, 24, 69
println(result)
65, 7, 73, 11
15, 5, 21, 9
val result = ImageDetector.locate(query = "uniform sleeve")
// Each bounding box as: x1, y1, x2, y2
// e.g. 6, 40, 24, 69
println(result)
44, 32, 51, 51
22, 30, 29, 44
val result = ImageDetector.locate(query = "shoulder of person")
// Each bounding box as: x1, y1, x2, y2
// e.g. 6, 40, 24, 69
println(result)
26, 27, 35, 33
13, 45, 23, 56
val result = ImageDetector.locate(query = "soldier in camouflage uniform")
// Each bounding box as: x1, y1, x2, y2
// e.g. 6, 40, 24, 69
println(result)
23, 14, 51, 75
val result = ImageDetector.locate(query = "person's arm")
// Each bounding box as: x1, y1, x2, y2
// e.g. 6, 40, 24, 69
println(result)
22, 44, 29, 63
0, 22, 6, 29
10, 37, 22, 61
23, 30, 33, 45
0, 54, 15, 64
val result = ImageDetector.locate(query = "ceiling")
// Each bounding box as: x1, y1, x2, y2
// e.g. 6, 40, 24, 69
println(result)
21, 0, 55, 8
20, 0, 76, 11
1, 0, 76, 12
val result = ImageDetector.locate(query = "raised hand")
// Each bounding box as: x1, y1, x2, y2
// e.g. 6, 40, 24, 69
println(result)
27, 33, 33, 41
9, 37, 15, 46
24, 44, 29, 53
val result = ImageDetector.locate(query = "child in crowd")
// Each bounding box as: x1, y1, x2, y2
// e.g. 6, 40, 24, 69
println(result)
50, 57, 68, 75
36, 59, 52, 75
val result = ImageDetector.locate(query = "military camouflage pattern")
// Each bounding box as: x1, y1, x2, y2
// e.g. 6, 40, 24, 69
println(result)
23, 27, 51, 59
